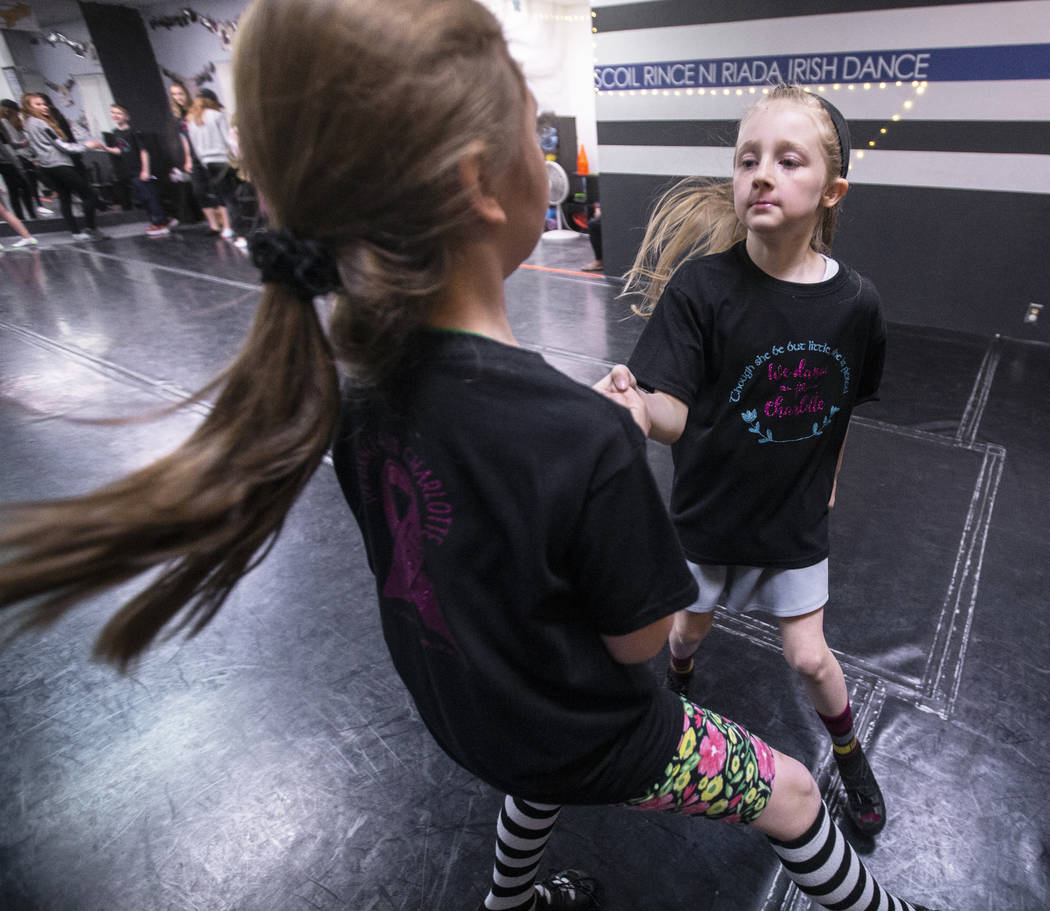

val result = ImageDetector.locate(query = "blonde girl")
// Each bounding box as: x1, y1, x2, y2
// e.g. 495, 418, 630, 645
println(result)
0, 6, 934, 911
597, 86, 889, 837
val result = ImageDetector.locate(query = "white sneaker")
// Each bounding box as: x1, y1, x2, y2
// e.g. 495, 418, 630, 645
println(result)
37, 207, 54, 216
11, 236, 39, 248
220, 227, 235, 239
71, 232, 91, 241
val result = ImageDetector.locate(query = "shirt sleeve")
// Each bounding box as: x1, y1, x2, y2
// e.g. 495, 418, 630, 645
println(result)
856, 282, 887, 404
28, 120, 85, 157
567, 408, 698, 636
627, 283, 708, 407
48, 129, 86, 155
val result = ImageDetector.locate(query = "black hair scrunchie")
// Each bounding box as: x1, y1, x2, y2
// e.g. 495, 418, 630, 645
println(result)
248, 227, 341, 301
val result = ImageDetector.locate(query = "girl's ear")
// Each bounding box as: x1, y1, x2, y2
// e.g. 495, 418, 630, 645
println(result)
822, 176, 849, 209
459, 148, 507, 226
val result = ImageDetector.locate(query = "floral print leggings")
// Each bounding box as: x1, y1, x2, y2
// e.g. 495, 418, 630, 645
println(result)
623, 698, 776, 825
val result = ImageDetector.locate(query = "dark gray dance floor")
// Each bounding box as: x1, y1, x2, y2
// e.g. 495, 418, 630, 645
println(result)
1, 225, 1048, 910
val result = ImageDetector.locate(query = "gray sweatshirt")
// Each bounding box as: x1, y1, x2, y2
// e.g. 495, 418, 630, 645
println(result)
185, 108, 234, 165
24, 115, 88, 168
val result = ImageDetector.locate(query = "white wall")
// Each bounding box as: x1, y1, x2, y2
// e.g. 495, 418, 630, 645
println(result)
592, 0, 1050, 194
143, 0, 241, 109
5, 0, 600, 164
482, 0, 600, 171
146, 0, 601, 168
3, 18, 100, 137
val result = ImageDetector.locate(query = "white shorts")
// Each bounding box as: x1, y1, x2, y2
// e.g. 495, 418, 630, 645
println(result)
683, 559, 829, 619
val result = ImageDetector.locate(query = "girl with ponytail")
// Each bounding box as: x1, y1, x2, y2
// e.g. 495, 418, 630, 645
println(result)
1, 4, 936, 910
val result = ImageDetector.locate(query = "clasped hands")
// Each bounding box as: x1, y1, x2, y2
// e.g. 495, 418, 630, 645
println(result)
593, 364, 651, 437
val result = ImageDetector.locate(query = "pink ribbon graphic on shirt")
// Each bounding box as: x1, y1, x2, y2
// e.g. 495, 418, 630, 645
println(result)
380, 458, 457, 652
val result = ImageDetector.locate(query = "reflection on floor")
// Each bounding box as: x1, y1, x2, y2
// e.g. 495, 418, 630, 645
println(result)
1, 227, 1047, 910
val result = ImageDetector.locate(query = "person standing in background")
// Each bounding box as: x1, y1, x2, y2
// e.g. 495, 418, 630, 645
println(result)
185, 89, 237, 238
0, 121, 35, 222
21, 93, 106, 241
0, 99, 48, 218
166, 82, 201, 225
101, 104, 176, 237
39, 93, 91, 195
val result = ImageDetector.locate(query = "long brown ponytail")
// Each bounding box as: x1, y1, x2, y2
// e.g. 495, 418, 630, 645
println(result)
0, 0, 526, 667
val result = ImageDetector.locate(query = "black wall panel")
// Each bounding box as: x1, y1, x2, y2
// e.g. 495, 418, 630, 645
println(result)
78, 1, 170, 166
601, 171, 1049, 341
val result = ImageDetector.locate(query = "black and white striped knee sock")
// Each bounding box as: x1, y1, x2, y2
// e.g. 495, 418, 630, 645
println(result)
769, 802, 929, 911
482, 796, 562, 911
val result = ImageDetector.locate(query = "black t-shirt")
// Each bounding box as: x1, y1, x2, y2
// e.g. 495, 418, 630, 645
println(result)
110, 126, 142, 180
331, 330, 697, 804
628, 242, 886, 568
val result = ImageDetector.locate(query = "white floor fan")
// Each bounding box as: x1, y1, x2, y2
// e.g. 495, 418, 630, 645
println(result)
542, 160, 579, 241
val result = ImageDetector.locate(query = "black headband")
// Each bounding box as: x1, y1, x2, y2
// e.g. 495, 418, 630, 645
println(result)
248, 227, 341, 301
810, 93, 851, 179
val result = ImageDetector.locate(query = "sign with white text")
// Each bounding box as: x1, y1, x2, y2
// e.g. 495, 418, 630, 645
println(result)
594, 44, 1050, 91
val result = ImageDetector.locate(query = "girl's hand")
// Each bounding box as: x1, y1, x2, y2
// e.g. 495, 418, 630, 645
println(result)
594, 365, 651, 436
84, 140, 104, 150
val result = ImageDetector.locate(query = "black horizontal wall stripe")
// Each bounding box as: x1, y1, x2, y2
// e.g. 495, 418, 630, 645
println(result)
598, 119, 1048, 155
596, 0, 1003, 33
598, 119, 740, 147
850, 120, 1048, 156
599, 172, 1049, 339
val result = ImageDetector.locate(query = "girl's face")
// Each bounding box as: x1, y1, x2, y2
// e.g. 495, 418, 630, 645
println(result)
27, 95, 49, 118
170, 85, 187, 107
732, 101, 843, 244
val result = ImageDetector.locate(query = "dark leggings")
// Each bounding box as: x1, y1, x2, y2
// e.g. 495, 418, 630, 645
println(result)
40, 164, 98, 233
588, 215, 602, 261
112, 177, 166, 226
206, 161, 241, 227
20, 159, 42, 204
0, 162, 35, 220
